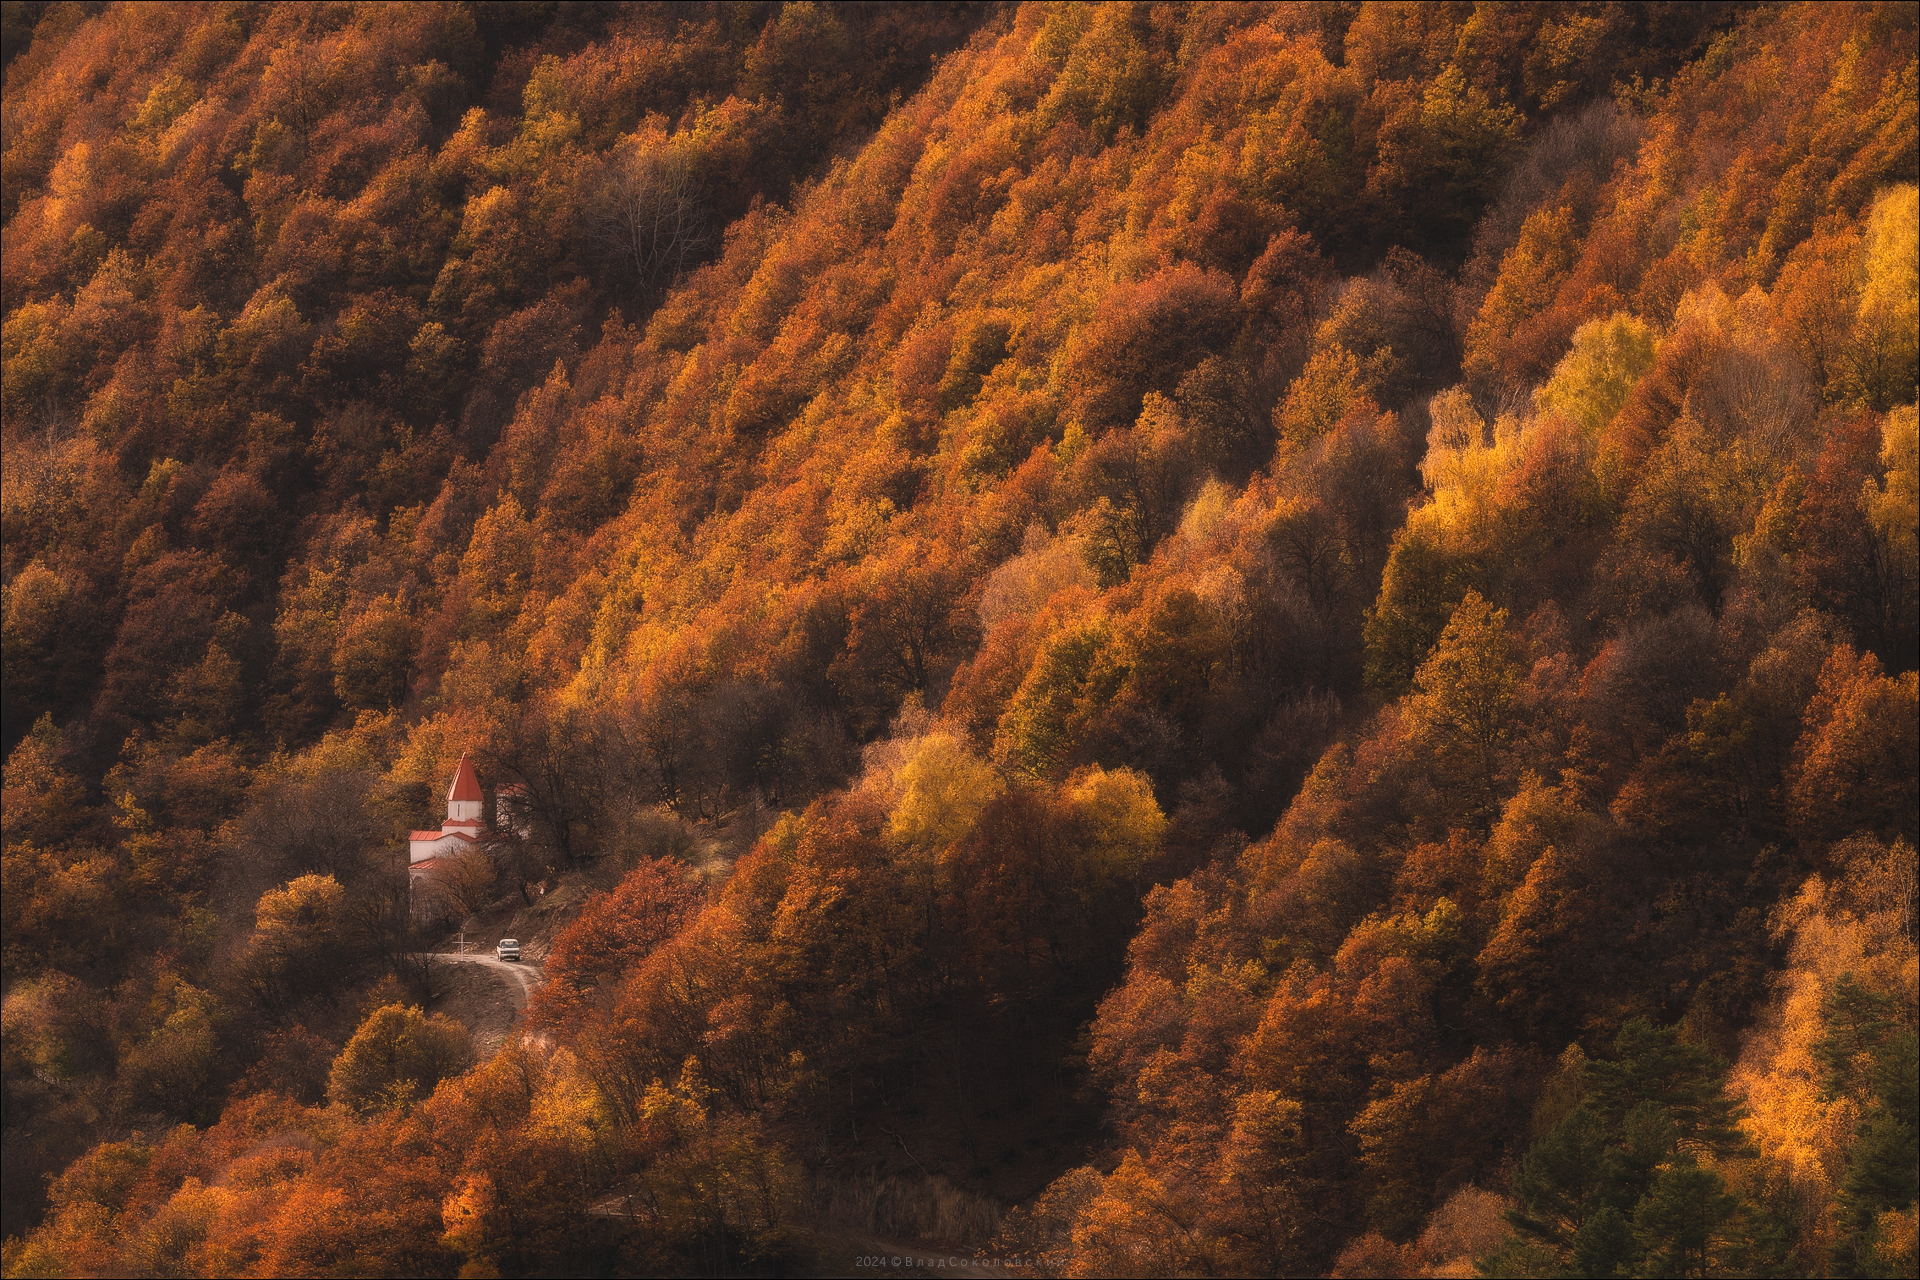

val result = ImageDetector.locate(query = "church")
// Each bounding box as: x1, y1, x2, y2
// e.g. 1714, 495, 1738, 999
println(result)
408, 752, 530, 887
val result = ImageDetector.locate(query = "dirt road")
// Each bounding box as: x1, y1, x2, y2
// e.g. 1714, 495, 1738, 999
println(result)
425, 952, 544, 1058
432, 951, 543, 1011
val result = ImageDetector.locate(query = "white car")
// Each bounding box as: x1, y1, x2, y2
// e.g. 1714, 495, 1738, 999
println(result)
496, 938, 521, 961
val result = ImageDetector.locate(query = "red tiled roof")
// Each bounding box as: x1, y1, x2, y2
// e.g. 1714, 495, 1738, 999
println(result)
409, 829, 478, 843
448, 751, 483, 803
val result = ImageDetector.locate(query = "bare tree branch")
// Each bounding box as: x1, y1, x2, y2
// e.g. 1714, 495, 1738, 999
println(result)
586, 138, 708, 305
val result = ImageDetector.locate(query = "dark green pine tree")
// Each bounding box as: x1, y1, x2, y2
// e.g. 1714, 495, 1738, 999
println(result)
1815, 975, 1899, 1101
1494, 1019, 1790, 1278
1832, 1028, 1919, 1278
1586, 1019, 1755, 1160
1632, 1156, 1743, 1278
1570, 1205, 1634, 1278
1631, 1154, 1790, 1279
1507, 1107, 1610, 1251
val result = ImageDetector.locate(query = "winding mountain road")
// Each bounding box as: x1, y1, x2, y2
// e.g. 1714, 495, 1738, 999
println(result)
431, 951, 543, 1012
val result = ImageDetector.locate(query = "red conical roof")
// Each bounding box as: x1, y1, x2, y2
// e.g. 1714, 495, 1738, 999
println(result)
447, 752, 483, 803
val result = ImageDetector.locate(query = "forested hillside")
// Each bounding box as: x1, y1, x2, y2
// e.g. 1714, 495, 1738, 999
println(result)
2, 3, 1915, 1276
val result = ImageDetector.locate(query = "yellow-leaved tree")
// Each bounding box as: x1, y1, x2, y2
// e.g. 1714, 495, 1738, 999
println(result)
1730, 835, 1918, 1274
1065, 764, 1166, 890
888, 731, 1001, 850
1364, 390, 1527, 694
327, 1003, 473, 1114
1534, 311, 1658, 439
243, 874, 348, 1011
1401, 590, 1521, 831
1862, 404, 1919, 660
1849, 184, 1919, 410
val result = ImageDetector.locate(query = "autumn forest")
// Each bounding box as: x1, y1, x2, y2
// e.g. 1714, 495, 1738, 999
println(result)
1, 2, 1915, 1277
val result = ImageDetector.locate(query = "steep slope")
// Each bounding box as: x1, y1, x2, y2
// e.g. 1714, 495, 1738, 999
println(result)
2, 3, 1915, 1277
